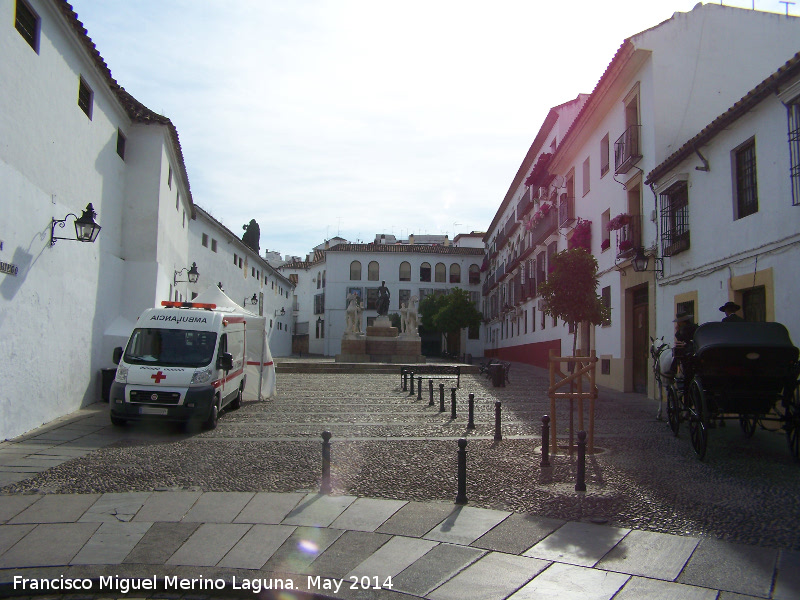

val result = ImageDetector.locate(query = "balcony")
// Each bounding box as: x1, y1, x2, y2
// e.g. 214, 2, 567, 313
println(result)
518, 188, 534, 217
558, 195, 575, 227
531, 209, 558, 247
614, 125, 642, 174
615, 214, 642, 259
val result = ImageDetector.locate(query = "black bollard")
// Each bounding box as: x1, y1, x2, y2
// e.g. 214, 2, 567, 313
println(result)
575, 430, 587, 492
541, 415, 551, 467
467, 393, 475, 430
439, 383, 445, 412
402, 371, 407, 392
494, 401, 502, 441
320, 431, 332, 494
409, 372, 415, 396
451, 388, 457, 419
455, 438, 468, 505
417, 376, 423, 401
429, 379, 434, 406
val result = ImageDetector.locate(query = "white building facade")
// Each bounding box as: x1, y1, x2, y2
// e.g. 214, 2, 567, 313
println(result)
646, 52, 800, 345
483, 4, 800, 397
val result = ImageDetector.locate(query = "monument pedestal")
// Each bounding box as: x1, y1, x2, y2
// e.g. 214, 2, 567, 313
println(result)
336, 316, 424, 363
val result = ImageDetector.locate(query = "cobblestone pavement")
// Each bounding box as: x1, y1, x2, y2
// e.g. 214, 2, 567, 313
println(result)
3, 360, 800, 552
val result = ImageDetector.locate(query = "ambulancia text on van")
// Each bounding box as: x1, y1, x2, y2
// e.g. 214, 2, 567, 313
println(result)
109, 301, 246, 430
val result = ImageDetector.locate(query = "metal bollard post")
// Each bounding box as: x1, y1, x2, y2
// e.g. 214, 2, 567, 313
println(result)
541, 415, 551, 467
417, 377, 423, 401
451, 388, 457, 419
439, 383, 445, 412
455, 438, 468, 505
429, 379, 434, 406
402, 371, 407, 391
320, 431, 332, 494
409, 372, 415, 396
467, 393, 475, 430
494, 401, 502, 441
575, 430, 587, 492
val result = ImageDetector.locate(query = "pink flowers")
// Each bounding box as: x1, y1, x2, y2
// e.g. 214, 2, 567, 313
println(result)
606, 213, 631, 231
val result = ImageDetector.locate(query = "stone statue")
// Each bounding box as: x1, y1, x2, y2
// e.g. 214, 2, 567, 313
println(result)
242, 219, 260, 252
345, 293, 363, 334
406, 295, 419, 335
399, 303, 408, 334
376, 281, 390, 316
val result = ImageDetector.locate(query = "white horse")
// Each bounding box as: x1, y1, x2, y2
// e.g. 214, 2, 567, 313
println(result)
650, 336, 674, 420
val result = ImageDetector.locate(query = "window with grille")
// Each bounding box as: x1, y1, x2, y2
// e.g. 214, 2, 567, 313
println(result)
789, 99, 800, 206
734, 139, 758, 219
659, 180, 690, 256
15, 0, 39, 51
78, 77, 93, 119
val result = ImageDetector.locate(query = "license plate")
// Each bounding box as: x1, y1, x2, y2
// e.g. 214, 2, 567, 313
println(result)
139, 406, 168, 416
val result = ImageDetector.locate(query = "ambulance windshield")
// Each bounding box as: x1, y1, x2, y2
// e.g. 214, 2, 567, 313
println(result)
124, 328, 218, 368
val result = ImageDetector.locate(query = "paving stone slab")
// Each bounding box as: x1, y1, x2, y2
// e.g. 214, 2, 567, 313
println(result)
217, 523, 296, 569
0, 524, 36, 556
165, 522, 251, 567
375, 501, 454, 538
234, 491, 305, 524
427, 551, 550, 600
282, 494, 357, 527
508, 562, 630, 600
523, 521, 629, 567
123, 521, 201, 564
346, 536, 438, 580
0, 495, 41, 523
8, 493, 100, 524
596, 529, 699, 580
261, 525, 345, 574
70, 521, 153, 565
391, 542, 484, 597
78, 492, 152, 523
424, 506, 510, 546
330, 498, 406, 532
0, 473, 27, 487
0, 522, 100, 568
133, 491, 202, 522
0, 565, 75, 586
677, 537, 777, 598
615, 576, 719, 599
308, 530, 392, 580
770, 549, 799, 600
471, 513, 565, 555
181, 492, 255, 523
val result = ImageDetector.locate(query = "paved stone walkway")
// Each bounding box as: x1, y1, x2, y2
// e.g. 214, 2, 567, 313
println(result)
1, 359, 799, 598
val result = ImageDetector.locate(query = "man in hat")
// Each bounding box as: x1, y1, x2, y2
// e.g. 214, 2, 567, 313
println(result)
719, 301, 744, 322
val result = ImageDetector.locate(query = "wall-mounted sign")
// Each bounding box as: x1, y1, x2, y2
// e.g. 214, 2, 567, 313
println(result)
1, 261, 19, 276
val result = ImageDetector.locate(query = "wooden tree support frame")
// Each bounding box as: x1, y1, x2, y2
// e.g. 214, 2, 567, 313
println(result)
548, 349, 598, 455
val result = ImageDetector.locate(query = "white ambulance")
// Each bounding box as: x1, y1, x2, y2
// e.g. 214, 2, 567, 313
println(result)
110, 301, 248, 430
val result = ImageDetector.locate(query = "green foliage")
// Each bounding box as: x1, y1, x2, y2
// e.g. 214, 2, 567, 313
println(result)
537, 248, 609, 351
418, 289, 482, 335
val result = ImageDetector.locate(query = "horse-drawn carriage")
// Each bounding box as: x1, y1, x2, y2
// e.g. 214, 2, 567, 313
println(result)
652, 322, 800, 460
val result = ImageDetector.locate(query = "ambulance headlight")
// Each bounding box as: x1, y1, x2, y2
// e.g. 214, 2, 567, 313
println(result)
191, 367, 213, 385
115, 365, 129, 383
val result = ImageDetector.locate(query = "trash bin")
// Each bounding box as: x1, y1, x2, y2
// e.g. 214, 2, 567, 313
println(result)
101, 368, 117, 402
490, 363, 505, 388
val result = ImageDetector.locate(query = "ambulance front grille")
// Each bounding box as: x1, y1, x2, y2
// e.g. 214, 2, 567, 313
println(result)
130, 390, 181, 405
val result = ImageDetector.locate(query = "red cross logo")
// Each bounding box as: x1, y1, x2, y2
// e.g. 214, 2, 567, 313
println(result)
151, 371, 167, 383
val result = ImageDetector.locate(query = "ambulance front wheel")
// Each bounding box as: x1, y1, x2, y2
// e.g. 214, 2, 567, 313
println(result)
110, 415, 127, 427
203, 396, 220, 430
230, 385, 243, 411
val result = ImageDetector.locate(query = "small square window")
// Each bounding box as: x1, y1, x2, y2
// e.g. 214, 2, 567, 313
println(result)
168, 165, 173, 189
600, 134, 610, 176
202, 233, 208, 248
15, 0, 39, 52
234, 253, 238, 266
601, 359, 611, 375
78, 77, 93, 119
116, 129, 126, 159
211, 239, 217, 252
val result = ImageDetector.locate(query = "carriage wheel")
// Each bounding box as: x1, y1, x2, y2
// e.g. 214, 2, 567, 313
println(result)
785, 381, 800, 460
666, 385, 680, 437
688, 379, 708, 460
739, 415, 758, 438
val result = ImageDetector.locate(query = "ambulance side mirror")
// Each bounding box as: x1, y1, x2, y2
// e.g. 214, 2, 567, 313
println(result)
218, 352, 233, 371
113, 347, 123, 365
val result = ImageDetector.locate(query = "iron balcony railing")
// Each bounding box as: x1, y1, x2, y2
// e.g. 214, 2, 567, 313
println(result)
531, 209, 558, 247
614, 125, 642, 174
559, 195, 575, 227
616, 214, 642, 259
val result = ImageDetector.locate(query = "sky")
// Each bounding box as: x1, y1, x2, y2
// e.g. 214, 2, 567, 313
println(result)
67, 0, 792, 260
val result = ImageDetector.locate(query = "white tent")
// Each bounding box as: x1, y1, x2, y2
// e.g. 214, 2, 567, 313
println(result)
192, 286, 276, 400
